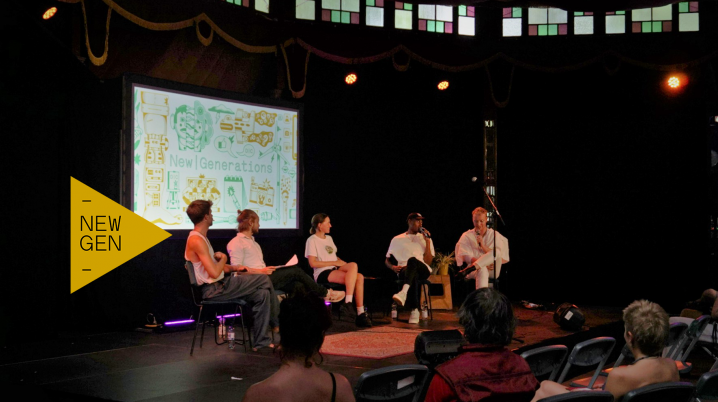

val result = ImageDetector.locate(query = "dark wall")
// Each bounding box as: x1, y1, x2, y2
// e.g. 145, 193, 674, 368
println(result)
5, 2, 716, 344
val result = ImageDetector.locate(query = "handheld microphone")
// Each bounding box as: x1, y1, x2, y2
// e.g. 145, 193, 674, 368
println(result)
420, 227, 431, 238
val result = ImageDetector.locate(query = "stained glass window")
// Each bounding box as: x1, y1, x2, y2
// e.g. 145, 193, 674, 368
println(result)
255, 0, 269, 13
678, 2, 699, 32
418, 4, 453, 34
574, 11, 594, 35
296, 0, 315, 20
322, 0, 360, 24
395, 2, 413, 30
502, 7, 522, 37
631, 5, 672, 33
528, 7, 567, 36
366, 0, 385, 27
227, 0, 250, 6
606, 11, 626, 34
458, 5, 475, 36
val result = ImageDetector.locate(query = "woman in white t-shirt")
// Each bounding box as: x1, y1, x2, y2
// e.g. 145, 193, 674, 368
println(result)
305, 213, 371, 328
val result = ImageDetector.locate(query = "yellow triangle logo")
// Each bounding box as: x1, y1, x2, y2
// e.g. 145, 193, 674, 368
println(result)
71, 177, 171, 293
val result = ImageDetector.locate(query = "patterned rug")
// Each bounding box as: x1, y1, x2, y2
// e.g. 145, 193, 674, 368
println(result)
321, 327, 426, 359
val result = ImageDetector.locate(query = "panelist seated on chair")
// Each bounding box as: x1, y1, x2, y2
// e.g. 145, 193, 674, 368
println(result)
530, 299, 679, 402
386, 212, 434, 325
425, 288, 539, 402
241, 293, 355, 402
228, 209, 346, 333
305, 213, 371, 328
184, 200, 274, 350
455, 207, 510, 289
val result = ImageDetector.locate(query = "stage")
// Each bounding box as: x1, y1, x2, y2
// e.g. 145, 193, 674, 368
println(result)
4, 302, 689, 402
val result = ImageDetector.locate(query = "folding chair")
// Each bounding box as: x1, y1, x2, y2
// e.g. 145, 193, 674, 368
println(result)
536, 391, 614, 402
620, 382, 695, 402
185, 261, 251, 355
520, 345, 569, 382
354, 364, 431, 402
695, 369, 718, 402
668, 315, 712, 374
557, 337, 616, 389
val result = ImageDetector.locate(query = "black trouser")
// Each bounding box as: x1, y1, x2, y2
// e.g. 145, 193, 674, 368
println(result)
398, 257, 431, 310
268, 265, 328, 326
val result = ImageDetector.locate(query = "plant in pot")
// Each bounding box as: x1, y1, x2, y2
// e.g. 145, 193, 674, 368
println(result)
431, 251, 456, 276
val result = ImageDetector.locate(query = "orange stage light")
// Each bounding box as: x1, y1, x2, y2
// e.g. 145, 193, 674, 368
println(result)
43, 7, 57, 20
345, 73, 357, 85
438, 81, 449, 90
667, 76, 680, 88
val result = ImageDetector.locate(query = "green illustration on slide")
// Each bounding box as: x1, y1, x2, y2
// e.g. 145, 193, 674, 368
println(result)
259, 138, 291, 224
208, 104, 234, 123
214, 135, 255, 158
171, 100, 214, 152
224, 176, 248, 212
219, 108, 275, 147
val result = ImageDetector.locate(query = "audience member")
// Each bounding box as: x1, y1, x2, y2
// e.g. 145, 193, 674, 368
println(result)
241, 293, 355, 402
530, 299, 679, 402
425, 288, 538, 402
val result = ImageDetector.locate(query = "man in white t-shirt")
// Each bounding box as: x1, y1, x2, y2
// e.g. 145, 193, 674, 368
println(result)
455, 207, 510, 289
385, 212, 435, 324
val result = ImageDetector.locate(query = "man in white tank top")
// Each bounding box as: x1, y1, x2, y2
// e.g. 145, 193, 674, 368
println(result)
184, 200, 274, 350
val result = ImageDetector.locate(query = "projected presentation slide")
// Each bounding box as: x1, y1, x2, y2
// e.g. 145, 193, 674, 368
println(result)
131, 84, 299, 230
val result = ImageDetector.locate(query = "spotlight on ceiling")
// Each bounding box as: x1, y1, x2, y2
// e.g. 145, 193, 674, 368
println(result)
665, 72, 688, 92
345, 73, 357, 85
438, 80, 449, 91
43, 7, 57, 20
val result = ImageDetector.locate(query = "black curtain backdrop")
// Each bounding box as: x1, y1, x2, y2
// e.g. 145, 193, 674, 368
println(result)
4, 0, 716, 345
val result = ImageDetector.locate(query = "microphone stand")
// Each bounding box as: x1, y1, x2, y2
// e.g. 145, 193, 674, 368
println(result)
481, 185, 505, 287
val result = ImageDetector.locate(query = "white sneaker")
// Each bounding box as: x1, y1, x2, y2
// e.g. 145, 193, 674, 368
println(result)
392, 289, 407, 307
408, 309, 420, 324
324, 289, 345, 303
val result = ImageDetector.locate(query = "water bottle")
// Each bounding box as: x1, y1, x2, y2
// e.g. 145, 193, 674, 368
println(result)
420, 302, 429, 320
218, 316, 225, 340
228, 324, 235, 349
391, 303, 397, 319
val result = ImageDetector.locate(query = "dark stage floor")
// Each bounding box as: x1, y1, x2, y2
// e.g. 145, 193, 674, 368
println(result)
1, 303, 714, 401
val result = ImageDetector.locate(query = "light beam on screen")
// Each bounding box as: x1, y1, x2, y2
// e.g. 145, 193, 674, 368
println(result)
43, 7, 57, 19
345, 73, 358, 84
129, 81, 301, 231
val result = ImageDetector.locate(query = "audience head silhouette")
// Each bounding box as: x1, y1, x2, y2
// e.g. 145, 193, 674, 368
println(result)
279, 293, 332, 367
458, 288, 515, 346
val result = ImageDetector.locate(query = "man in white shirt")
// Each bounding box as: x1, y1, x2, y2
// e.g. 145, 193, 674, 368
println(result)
385, 213, 435, 324
455, 207, 510, 289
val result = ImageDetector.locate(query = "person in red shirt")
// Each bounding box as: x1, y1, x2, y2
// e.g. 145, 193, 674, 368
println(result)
425, 288, 539, 402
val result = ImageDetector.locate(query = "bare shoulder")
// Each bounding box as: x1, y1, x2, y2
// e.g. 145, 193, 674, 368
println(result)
242, 382, 278, 402
334, 373, 356, 402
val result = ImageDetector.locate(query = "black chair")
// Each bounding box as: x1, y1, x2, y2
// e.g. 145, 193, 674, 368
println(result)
558, 337, 616, 389
354, 364, 431, 402
185, 261, 251, 355
620, 382, 695, 402
537, 391, 614, 402
388, 255, 433, 320
520, 345, 569, 382
695, 369, 718, 402
670, 315, 712, 374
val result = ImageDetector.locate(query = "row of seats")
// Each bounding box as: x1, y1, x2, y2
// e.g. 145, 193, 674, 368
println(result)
351, 363, 718, 402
